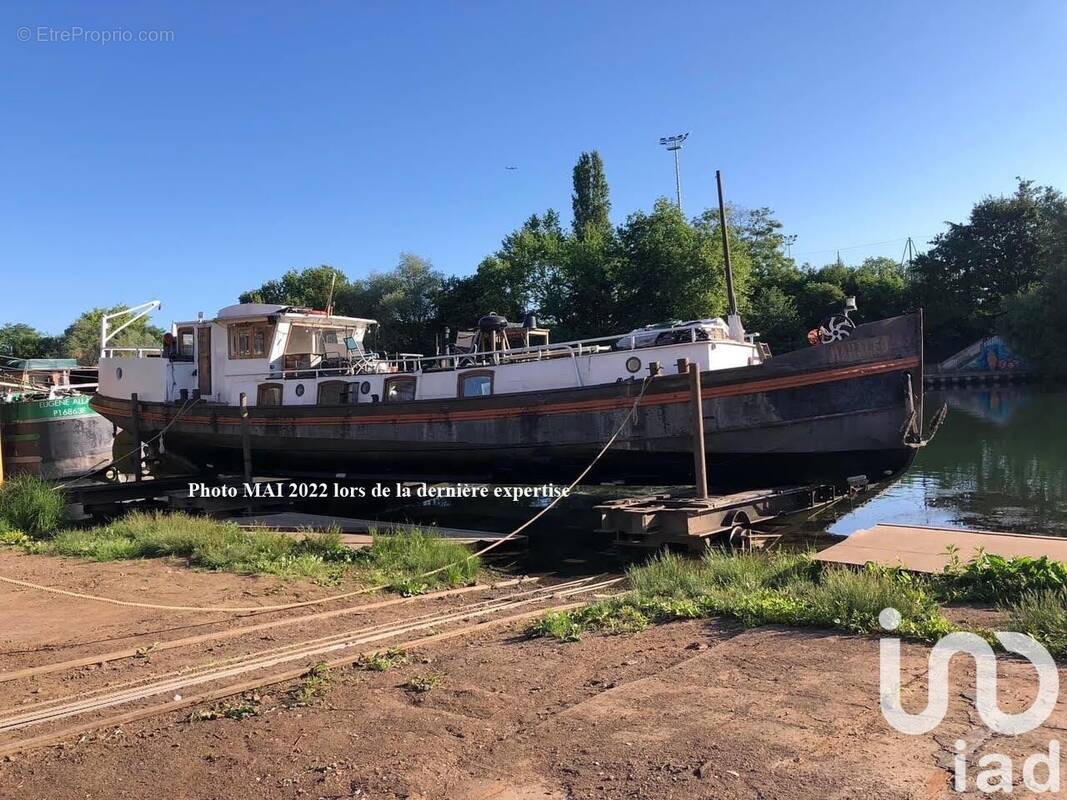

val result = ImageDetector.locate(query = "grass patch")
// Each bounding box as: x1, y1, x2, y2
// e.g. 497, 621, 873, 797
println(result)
1009, 591, 1067, 657
20, 510, 480, 590
0, 476, 66, 537
529, 547, 954, 644
531, 546, 1067, 648
31, 511, 351, 583
367, 530, 479, 594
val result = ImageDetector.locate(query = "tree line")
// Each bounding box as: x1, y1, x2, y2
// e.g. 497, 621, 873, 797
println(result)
5, 153, 1064, 375
238, 151, 915, 358
0, 308, 164, 366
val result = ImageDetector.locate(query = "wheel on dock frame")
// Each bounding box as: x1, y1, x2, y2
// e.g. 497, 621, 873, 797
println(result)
726, 511, 753, 551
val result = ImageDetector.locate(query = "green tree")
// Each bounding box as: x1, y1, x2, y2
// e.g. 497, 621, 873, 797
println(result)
733, 207, 798, 286
1000, 204, 1067, 376
239, 265, 350, 311
913, 179, 1066, 359
547, 227, 619, 340
571, 151, 611, 238
744, 286, 802, 352
356, 253, 445, 354
541, 151, 620, 340
613, 199, 751, 330
849, 256, 909, 322
794, 282, 847, 333
62, 307, 166, 365
474, 211, 567, 324
0, 324, 59, 360
435, 273, 498, 335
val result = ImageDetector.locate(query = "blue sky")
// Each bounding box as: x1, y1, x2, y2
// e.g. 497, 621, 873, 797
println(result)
3, 1, 1066, 333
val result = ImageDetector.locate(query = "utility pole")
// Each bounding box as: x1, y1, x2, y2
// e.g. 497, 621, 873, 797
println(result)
658, 133, 689, 213
899, 237, 917, 272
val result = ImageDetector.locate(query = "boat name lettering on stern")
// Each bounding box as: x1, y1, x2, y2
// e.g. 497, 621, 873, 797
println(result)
824, 335, 891, 364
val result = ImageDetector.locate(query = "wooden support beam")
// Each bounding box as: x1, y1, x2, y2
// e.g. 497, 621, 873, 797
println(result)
688, 363, 708, 499
130, 392, 142, 483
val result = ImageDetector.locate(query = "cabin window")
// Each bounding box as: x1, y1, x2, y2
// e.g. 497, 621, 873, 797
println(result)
229, 323, 274, 359
458, 371, 493, 398
384, 376, 416, 402
317, 380, 350, 405
177, 327, 195, 360
257, 383, 283, 407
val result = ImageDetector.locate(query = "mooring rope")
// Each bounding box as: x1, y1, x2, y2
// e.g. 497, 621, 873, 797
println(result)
0, 574, 380, 614
0, 376, 654, 612
423, 374, 654, 574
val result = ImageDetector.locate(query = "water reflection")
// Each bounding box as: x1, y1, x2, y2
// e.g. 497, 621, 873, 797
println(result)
829, 386, 1067, 536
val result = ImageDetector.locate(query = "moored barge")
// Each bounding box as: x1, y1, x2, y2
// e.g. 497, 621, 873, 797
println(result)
1, 358, 114, 481
89, 303, 927, 491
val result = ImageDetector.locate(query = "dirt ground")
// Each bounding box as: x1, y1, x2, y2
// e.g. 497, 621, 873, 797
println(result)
1, 550, 1065, 800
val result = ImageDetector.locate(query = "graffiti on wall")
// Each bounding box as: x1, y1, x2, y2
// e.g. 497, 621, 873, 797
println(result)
958, 336, 1028, 372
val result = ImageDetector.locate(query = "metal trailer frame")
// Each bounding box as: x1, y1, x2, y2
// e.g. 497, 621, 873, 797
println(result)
595, 484, 839, 551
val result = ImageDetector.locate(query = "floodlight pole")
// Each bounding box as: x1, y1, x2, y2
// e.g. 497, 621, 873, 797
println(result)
658, 133, 689, 214
672, 147, 683, 212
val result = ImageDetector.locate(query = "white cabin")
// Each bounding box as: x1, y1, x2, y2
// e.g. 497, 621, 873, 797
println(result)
97, 304, 765, 408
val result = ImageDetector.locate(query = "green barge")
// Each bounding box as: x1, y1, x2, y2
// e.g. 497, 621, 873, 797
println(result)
0, 359, 114, 481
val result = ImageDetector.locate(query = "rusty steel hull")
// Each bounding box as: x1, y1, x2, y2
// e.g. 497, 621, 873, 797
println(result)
90, 313, 925, 491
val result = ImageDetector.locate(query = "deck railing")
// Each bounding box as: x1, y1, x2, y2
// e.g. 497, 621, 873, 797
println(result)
118, 322, 752, 385
101, 347, 163, 358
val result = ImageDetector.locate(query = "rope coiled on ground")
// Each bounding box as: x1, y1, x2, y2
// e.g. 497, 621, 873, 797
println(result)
1, 376, 653, 612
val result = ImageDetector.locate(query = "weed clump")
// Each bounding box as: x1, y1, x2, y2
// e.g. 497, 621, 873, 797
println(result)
402, 671, 444, 693
291, 662, 334, 705
190, 692, 261, 721
357, 648, 408, 671
940, 547, 1067, 604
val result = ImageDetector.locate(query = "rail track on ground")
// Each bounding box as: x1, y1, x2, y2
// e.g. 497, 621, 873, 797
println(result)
0, 574, 623, 757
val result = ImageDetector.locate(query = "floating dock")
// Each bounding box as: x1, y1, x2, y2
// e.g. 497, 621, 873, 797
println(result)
816, 523, 1067, 573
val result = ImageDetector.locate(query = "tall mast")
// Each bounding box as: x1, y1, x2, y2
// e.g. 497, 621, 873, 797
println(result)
716, 170, 743, 340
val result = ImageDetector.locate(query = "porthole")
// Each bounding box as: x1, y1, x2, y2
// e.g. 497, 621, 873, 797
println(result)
295, 384, 305, 397
115, 367, 123, 380
360, 381, 371, 395
625, 356, 642, 374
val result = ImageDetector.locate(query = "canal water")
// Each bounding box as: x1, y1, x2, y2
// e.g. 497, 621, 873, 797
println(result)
827, 386, 1067, 537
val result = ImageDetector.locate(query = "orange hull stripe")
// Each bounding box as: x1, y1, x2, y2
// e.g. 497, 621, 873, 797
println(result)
96, 355, 920, 428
